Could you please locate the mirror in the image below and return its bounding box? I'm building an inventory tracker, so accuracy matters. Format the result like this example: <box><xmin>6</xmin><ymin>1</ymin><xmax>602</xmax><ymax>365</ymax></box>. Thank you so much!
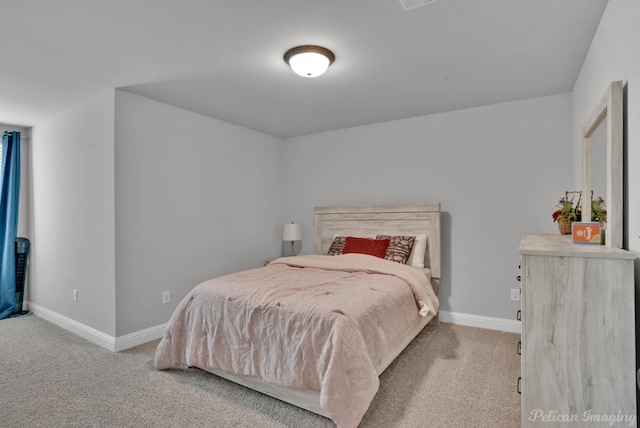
<box><xmin>590</xmin><ymin>122</ymin><xmax>607</xmax><ymax>200</ymax></box>
<box><xmin>580</xmin><ymin>81</ymin><xmax>623</xmax><ymax>248</ymax></box>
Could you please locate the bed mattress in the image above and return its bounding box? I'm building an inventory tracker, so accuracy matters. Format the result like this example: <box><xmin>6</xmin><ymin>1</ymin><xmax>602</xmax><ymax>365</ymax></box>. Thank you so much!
<box><xmin>155</xmin><ymin>254</ymin><xmax>438</xmax><ymax>428</ymax></box>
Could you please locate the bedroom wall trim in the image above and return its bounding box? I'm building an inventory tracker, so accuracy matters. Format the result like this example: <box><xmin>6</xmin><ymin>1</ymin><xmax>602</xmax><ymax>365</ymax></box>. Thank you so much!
<box><xmin>439</xmin><ymin>310</ymin><xmax>522</xmax><ymax>334</ymax></box>
<box><xmin>27</xmin><ymin>302</ymin><xmax>166</xmax><ymax>352</ymax></box>
<box><xmin>29</xmin><ymin>300</ymin><xmax>520</xmax><ymax>353</ymax></box>
<box><xmin>113</xmin><ymin>324</ymin><xmax>166</xmax><ymax>352</ymax></box>
<box><xmin>28</xmin><ymin>302</ymin><xmax>116</xmax><ymax>350</ymax></box>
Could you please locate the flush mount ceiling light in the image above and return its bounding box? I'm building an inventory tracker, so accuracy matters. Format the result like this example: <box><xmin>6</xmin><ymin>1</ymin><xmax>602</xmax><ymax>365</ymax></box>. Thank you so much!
<box><xmin>283</xmin><ymin>45</ymin><xmax>335</xmax><ymax>78</ymax></box>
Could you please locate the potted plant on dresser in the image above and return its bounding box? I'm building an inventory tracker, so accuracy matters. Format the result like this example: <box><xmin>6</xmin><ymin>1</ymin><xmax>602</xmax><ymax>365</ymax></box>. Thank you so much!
<box><xmin>552</xmin><ymin>191</ymin><xmax>606</xmax><ymax>234</ymax></box>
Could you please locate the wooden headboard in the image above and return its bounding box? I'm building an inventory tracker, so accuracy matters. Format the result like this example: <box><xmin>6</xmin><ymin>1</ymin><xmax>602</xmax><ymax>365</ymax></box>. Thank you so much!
<box><xmin>313</xmin><ymin>203</ymin><xmax>441</xmax><ymax>281</ymax></box>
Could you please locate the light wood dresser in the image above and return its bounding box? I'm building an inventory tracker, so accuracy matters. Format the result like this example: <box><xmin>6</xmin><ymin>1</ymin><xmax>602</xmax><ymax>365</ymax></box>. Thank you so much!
<box><xmin>519</xmin><ymin>233</ymin><xmax>636</xmax><ymax>427</ymax></box>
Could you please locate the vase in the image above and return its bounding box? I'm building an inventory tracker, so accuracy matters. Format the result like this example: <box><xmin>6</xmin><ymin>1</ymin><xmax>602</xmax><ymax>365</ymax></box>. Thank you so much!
<box><xmin>558</xmin><ymin>217</ymin><xmax>573</xmax><ymax>234</ymax></box>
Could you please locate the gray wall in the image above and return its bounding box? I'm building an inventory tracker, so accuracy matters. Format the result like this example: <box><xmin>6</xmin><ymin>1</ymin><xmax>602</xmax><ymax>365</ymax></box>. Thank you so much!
<box><xmin>30</xmin><ymin>90</ymin><xmax>117</xmax><ymax>335</ymax></box>
<box><xmin>282</xmin><ymin>93</ymin><xmax>573</xmax><ymax>320</ymax></box>
<box><xmin>28</xmin><ymin>89</ymin><xmax>284</xmax><ymax>338</ymax></box>
<box><xmin>25</xmin><ymin>0</ymin><xmax>637</xmax><ymax>340</ymax></box>
<box><xmin>114</xmin><ymin>90</ymin><xmax>284</xmax><ymax>336</ymax></box>
<box><xmin>570</xmin><ymin>0</ymin><xmax>640</xmax><ymax>406</ymax></box>
<box><xmin>25</xmin><ymin>73</ymin><xmax>593</xmax><ymax>339</ymax></box>
<box><xmin>572</xmin><ymin>0</ymin><xmax>640</xmax><ymax>254</ymax></box>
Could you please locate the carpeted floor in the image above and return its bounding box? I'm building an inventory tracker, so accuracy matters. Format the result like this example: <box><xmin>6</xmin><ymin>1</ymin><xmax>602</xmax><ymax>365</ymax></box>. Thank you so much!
<box><xmin>0</xmin><ymin>314</ymin><xmax>520</xmax><ymax>427</ymax></box>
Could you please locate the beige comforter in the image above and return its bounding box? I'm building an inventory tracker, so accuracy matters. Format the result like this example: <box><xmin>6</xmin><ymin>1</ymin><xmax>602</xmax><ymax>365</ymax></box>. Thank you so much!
<box><xmin>154</xmin><ymin>254</ymin><xmax>438</xmax><ymax>428</ymax></box>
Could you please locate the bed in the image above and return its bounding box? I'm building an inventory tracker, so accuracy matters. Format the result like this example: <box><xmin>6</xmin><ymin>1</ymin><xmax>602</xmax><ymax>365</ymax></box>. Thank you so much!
<box><xmin>154</xmin><ymin>203</ymin><xmax>441</xmax><ymax>428</ymax></box>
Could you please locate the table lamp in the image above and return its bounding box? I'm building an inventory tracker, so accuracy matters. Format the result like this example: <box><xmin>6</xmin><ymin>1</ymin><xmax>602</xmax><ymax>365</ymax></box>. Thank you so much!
<box><xmin>283</xmin><ymin>222</ymin><xmax>302</xmax><ymax>256</ymax></box>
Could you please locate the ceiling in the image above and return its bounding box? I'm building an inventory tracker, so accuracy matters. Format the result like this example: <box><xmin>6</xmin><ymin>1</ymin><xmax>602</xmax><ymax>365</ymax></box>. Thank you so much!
<box><xmin>0</xmin><ymin>0</ymin><xmax>608</xmax><ymax>138</ymax></box>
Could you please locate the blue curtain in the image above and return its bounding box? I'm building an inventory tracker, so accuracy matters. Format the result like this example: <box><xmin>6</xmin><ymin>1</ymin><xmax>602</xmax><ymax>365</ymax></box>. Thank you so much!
<box><xmin>0</xmin><ymin>131</ymin><xmax>21</xmax><ymax>320</ymax></box>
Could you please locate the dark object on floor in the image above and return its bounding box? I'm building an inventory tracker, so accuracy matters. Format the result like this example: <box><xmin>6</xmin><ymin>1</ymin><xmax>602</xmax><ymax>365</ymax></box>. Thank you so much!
<box><xmin>10</xmin><ymin>237</ymin><xmax>30</xmax><ymax>318</ymax></box>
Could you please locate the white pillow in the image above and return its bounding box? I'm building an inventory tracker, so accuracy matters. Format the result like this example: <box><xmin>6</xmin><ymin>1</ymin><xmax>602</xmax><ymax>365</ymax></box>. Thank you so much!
<box><xmin>407</xmin><ymin>234</ymin><xmax>427</xmax><ymax>268</ymax></box>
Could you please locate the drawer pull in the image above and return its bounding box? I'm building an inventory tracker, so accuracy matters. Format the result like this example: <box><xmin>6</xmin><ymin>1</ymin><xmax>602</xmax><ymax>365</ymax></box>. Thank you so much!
<box><xmin>517</xmin><ymin>340</ymin><xmax>521</xmax><ymax>355</ymax></box>
<box><xmin>517</xmin><ymin>377</ymin><xmax>521</xmax><ymax>394</ymax></box>
<box><xmin>516</xmin><ymin>275</ymin><xmax>521</xmax><ymax>282</ymax></box>
<box><xmin>517</xmin><ymin>310</ymin><xmax>521</xmax><ymax>321</ymax></box>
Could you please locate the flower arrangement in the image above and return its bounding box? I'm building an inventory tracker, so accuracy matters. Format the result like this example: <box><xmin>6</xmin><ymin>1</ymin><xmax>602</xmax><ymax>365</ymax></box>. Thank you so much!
<box><xmin>552</xmin><ymin>191</ymin><xmax>606</xmax><ymax>234</ymax></box>
<box><xmin>552</xmin><ymin>195</ymin><xmax>579</xmax><ymax>223</ymax></box>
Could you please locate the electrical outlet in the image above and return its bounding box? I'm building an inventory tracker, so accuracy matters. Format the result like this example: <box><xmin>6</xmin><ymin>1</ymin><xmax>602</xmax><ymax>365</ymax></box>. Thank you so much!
<box><xmin>511</xmin><ymin>288</ymin><xmax>520</xmax><ymax>302</ymax></box>
<box><xmin>162</xmin><ymin>291</ymin><xmax>170</xmax><ymax>305</ymax></box>
<box><xmin>73</xmin><ymin>289</ymin><xmax>78</xmax><ymax>303</ymax></box>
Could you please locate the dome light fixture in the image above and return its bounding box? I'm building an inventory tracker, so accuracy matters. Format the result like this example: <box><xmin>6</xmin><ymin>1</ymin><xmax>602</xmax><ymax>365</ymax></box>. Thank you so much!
<box><xmin>283</xmin><ymin>45</ymin><xmax>335</xmax><ymax>78</ymax></box>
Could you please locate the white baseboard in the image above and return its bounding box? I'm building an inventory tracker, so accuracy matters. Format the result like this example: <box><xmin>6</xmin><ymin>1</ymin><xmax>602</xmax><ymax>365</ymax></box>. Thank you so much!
<box><xmin>114</xmin><ymin>323</ymin><xmax>166</xmax><ymax>352</ymax></box>
<box><xmin>26</xmin><ymin>302</ymin><xmax>519</xmax><ymax>353</ymax></box>
<box><xmin>27</xmin><ymin>302</ymin><xmax>166</xmax><ymax>352</ymax></box>
<box><xmin>439</xmin><ymin>310</ymin><xmax>521</xmax><ymax>334</ymax></box>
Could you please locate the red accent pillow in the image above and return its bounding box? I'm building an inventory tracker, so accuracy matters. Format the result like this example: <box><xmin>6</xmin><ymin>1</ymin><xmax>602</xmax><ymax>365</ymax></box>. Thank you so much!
<box><xmin>343</xmin><ymin>237</ymin><xmax>390</xmax><ymax>258</ymax></box>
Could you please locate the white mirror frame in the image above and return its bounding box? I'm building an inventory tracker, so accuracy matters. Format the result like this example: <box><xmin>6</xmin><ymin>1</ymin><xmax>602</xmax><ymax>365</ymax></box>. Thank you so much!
<box><xmin>581</xmin><ymin>81</ymin><xmax>623</xmax><ymax>248</ymax></box>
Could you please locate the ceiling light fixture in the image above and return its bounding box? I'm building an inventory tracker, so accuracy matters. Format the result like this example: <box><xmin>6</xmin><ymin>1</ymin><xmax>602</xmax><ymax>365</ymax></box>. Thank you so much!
<box><xmin>283</xmin><ymin>45</ymin><xmax>335</xmax><ymax>78</ymax></box>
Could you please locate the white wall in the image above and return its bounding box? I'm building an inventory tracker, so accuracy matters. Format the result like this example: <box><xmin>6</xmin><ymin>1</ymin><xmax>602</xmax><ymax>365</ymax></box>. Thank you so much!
<box><xmin>30</xmin><ymin>90</ymin><xmax>117</xmax><ymax>336</ymax></box>
<box><xmin>114</xmin><ymin>90</ymin><xmax>284</xmax><ymax>336</ymax></box>
<box><xmin>572</xmin><ymin>0</ymin><xmax>640</xmax><ymax>254</ymax></box>
<box><xmin>283</xmin><ymin>93</ymin><xmax>573</xmax><ymax>321</ymax></box>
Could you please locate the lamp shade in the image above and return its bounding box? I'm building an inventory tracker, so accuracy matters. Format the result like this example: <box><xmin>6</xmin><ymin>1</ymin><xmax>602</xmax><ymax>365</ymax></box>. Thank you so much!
<box><xmin>284</xmin><ymin>45</ymin><xmax>335</xmax><ymax>78</ymax></box>
<box><xmin>283</xmin><ymin>223</ymin><xmax>302</xmax><ymax>241</ymax></box>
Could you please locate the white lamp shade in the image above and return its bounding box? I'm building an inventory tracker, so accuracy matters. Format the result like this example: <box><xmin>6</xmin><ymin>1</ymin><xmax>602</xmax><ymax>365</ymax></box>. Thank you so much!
<box><xmin>283</xmin><ymin>223</ymin><xmax>302</xmax><ymax>241</ymax></box>
<box><xmin>288</xmin><ymin>52</ymin><xmax>331</xmax><ymax>78</ymax></box>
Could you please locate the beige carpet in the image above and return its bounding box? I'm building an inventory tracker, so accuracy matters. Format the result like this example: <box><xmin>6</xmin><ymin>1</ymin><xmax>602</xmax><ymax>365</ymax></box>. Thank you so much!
<box><xmin>0</xmin><ymin>314</ymin><xmax>520</xmax><ymax>427</ymax></box>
